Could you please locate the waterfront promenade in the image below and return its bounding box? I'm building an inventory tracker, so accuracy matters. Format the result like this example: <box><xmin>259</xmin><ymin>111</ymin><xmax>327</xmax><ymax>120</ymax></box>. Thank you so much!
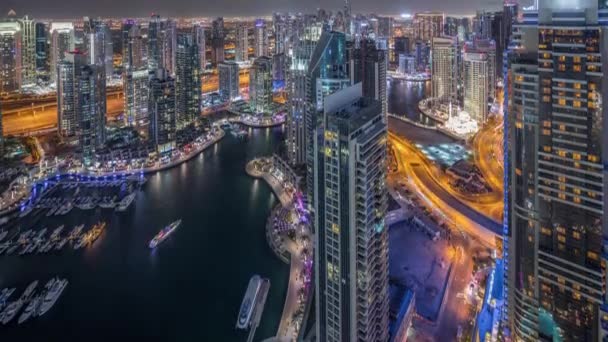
<box><xmin>0</xmin><ymin>128</ymin><xmax>225</xmax><ymax>219</ymax></box>
<box><xmin>246</xmin><ymin>158</ymin><xmax>312</xmax><ymax>341</ymax></box>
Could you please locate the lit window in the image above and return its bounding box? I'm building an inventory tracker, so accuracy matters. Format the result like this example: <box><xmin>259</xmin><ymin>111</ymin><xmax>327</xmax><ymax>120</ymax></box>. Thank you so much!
<box><xmin>573</xmin><ymin>153</ymin><xmax>581</xmax><ymax>160</ymax></box>
<box><xmin>574</xmin><ymin>83</ymin><xmax>582</xmax><ymax>89</ymax></box>
<box><xmin>588</xmin><ymin>155</ymin><xmax>599</xmax><ymax>162</ymax></box>
<box><xmin>558</xmin><ymin>99</ymin><xmax>566</xmax><ymax>106</ymax></box>
<box><xmin>573</xmin><ymin>101</ymin><xmax>582</xmax><ymax>108</ymax></box>
<box><xmin>573</xmin><ymin>231</ymin><xmax>581</xmax><ymax>239</ymax></box>
<box><xmin>573</xmin><ymin>65</ymin><xmax>582</xmax><ymax>72</ymax></box>
<box><xmin>588</xmin><ymin>251</ymin><xmax>599</xmax><ymax>261</ymax></box>
<box><xmin>573</xmin><ymin>56</ymin><xmax>582</xmax><ymax>63</ymax></box>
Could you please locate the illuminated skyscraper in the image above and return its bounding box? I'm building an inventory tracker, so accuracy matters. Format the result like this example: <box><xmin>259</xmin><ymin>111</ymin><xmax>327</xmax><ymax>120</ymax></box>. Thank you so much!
<box><xmin>175</xmin><ymin>27</ymin><xmax>201</xmax><ymax>129</ymax></box>
<box><xmin>463</xmin><ymin>39</ymin><xmax>495</xmax><ymax>123</ymax></box>
<box><xmin>57</xmin><ymin>51</ymin><xmax>84</xmax><ymax>138</ymax></box>
<box><xmin>235</xmin><ymin>25</ymin><xmax>248</xmax><ymax>62</ymax></box>
<box><xmin>413</xmin><ymin>12</ymin><xmax>444</xmax><ymax>42</ymax></box>
<box><xmin>273</xmin><ymin>13</ymin><xmax>287</xmax><ymax>55</ymax></box>
<box><xmin>218</xmin><ymin>61</ymin><xmax>239</xmax><ymax>102</ymax></box>
<box><xmin>78</xmin><ymin>63</ymin><xmax>106</xmax><ymax>166</ymax></box>
<box><xmin>505</xmin><ymin>1</ymin><xmax>608</xmax><ymax>340</ymax></box>
<box><xmin>148</xmin><ymin>68</ymin><xmax>176</xmax><ymax>153</ymax></box>
<box><xmin>35</xmin><ymin>22</ymin><xmax>48</xmax><ymax>75</ymax></box>
<box><xmin>0</xmin><ymin>21</ymin><xmax>21</xmax><ymax>93</ymax></box>
<box><xmin>148</xmin><ymin>15</ymin><xmax>165</xmax><ymax>72</ymax></box>
<box><xmin>286</xmin><ymin>24</ymin><xmax>321</xmax><ymax>166</ymax></box>
<box><xmin>124</xmin><ymin>69</ymin><xmax>149</xmax><ymax>126</ymax></box>
<box><xmin>50</xmin><ymin>22</ymin><xmax>74</xmax><ymax>82</ymax></box>
<box><xmin>123</xmin><ymin>23</ymin><xmax>145</xmax><ymax>71</ymax></box>
<box><xmin>431</xmin><ymin>36</ymin><xmax>459</xmax><ymax>103</ymax></box>
<box><xmin>254</xmin><ymin>19</ymin><xmax>268</xmax><ymax>58</ymax></box>
<box><xmin>314</xmin><ymin>84</ymin><xmax>389</xmax><ymax>342</ymax></box>
<box><xmin>305</xmin><ymin>30</ymin><xmax>351</xmax><ymax>205</ymax></box>
<box><xmin>0</xmin><ymin>101</ymin><xmax>3</xmax><ymax>156</ymax></box>
<box><xmin>249</xmin><ymin>56</ymin><xmax>272</xmax><ymax>113</ymax></box>
<box><xmin>19</xmin><ymin>15</ymin><xmax>36</xmax><ymax>87</ymax></box>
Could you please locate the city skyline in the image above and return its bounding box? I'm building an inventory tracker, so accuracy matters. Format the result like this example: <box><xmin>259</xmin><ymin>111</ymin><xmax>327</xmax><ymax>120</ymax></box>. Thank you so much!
<box><xmin>0</xmin><ymin>0</ymin><xmax>533</xmax><ymax>20</ymax></box>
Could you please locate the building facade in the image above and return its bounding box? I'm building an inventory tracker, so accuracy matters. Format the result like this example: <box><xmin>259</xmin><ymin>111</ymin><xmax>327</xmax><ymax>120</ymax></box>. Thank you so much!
<box><xmin>218</xmin><ymin>61</ymin><xmax>239</xmax><ymax>102</ymax></box>
<box><xmin>175</xmin><ymin>27</ymin><xmax>201</xmax><ymax>129</ymax></box>
<box><xmin>78</xmin><ymin>64</ymin><xmax>106</xmax><ymax>166</ymax></box>
<box><xmin>124</xmin><ymin>68</ymin><xmax>149</xmax><ymax>126</ymax></box>
<box><xmin>211</xmin><ymin>17</ymin><xmax>225</xmax><ymax>64</ymax></box>
<box><xmin>413</xmin><ymin>12</ymin><xmax>444</xmax><ymax>42</ymax></box>
<box><xmin>235</xmin><ymin>25</ymin><xmax>248</xmax><ymax>62</ymax></box>
<box><xmin>463</xmin><ymin>39</ymin><xmax>495</xmax><ymax>123</ymax></box>
<box><xmin>504</xmin><ymin>1</ymin><xmax>608</xmax><ymax>341</ymax></box>
<box><xmin>19</xmin><ymin>15</ymin><xmax>36</xmax><ymax>87</ymax></box>
<box><xmin>431</xmin><ymin>36</ymin><xmax>459</xmax><ymax>103</ymax></box>
<box><xmin>148</xmin><ymin>68</ymin><xmax>176</xmax><ymax>153</ymax></box>
<box><xmin>349</xmin><ymin>38</ymin><xmax>388</xmax><ymax>118</ymax></box>
<box><xmin>314</xmin><ymin>84</ymin><xmax>389</xmax><ymax>342</ymax></box>
<box><xmin>254</xmin><ymin>19</ymin><xmax>269</xmax><ymax>58</ymax></box>
<box><xmin>249</xmin><ymin>56</ymin><xmax>273</xmax><ymax>113</ymax></box>
<box><xmin>0</xmin><ymin>21</ymin><xmax>21</xmax><ymax>93</ymax></box>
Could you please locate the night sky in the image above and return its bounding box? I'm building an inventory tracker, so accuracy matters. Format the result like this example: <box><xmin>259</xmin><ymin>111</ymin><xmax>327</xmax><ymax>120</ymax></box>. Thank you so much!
<box><xmin>1</xmin><ymin>0</ymin><xmax>533</xmax><ymax>19</ymax></box>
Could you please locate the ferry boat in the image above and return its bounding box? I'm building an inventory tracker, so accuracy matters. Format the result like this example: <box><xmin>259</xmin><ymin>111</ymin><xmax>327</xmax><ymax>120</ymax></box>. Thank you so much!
<box><xmin>115</xmin><ymin>193</ymin><xmax>136</xmax><ymax>212</ymax></box>
<box><xmin>149</xmin><ymin>220</ymin><xmax>182</xmax><ymax>249</ymax></box>
<box><xmin>50</xmin><ymin>226</ymin><xmax>64</xmax><ymax>241</ymax></box>
<box><xmin>37</xmin><ymin>278</ymin><xmax>68</xmax><ymax>317</ymax></box>
<box><xmin>235</xmin><ymin>275</ymin><xmax>262</xmax><ymax>330</ymax></box>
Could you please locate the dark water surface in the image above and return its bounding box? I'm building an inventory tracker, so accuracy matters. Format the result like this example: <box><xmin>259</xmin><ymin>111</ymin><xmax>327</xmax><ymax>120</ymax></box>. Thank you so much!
<box><xmin>0</xmin><ymin>126</ymin><xmax>288</xmax><ymax>341</ymax></box>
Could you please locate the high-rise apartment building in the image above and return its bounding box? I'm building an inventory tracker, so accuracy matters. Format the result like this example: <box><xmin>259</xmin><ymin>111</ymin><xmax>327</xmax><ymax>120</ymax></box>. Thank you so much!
<box><xmin>57</xmin><ymin>51</ymin><xmax>85</xmax><ymax>138</ymax></box>
<box><xmin>463</xmin><ymin>39</ymin><xmax>495</xmax><ymax>123</ymax></box>
<box><xmin>78</xmin><ymin>63</ymin><xmax>106</xmax><ymax>166</ymax></box>
<box><xmin>175</xmin><ymin>27</ymin><xmax>201</xmax><ymax>129</ymax></box>
<box><xmin>249</xmin><ymin>56</ymin><xmax>273</xmax><ymax>113</ymax></box>
<box><xmin>349</xmin><ymin>38</ymin><xmax>388</xmax><ymax>117</ymax></box>
<box><xmin>286</xmin><ymin>24</ymin><xmax>321</xmax><ymax>166</ymax></box>
<box><xmin>19</xmin><ymin>15</ymin><xmax>36</xmax><ymax>87</ymax></box>
<box><xmin>148</xmin><ymin>15</ymin><xmax>165</xmax><ymax>72</ymax></box>
<box><xmin>431</xmin><ymin>36</ymin><xmax>459</xmax><ymax>103</ymax></box>
<box><xmin>314</xmin><ymin>84</ymin><xmax>389</xmax><ymax>342</ymax></box>
<box><xmin>273</xmin><ymin>13</ymin><xmax>287</xmax><ymax>55</ymax></box>
<box><xmin>148</xmin><ymin>68</ymin><xmax>176</xmax><ymax>153</ymax></box>
<box><xmin>0</xmin><ymin>21</ymin><xmax>21</xmax><ymax>93</ymax></box>
<box><xmin>305</xmin><ymin>30</ymin><xmax>351</xmax><ymax>206</ymax></box>
<box><xmin>218</xmin><ymin>61</ymin><xmax>239</xmax><ymax>102</ymax></box>
<box><xmin>211</xmin><ymin>17</ymin><xmax>225</xmax><ymax>64</ymax></box>
<box><xmin>504</xmin><ymin>1</ymin><xmax>608</xmax><ymax>340</ymax></box>
<box><xmin>124</xmin><ymin>69</ymin><xmax>149</xmax><ymax>126</ymax></box>
<box><xmin>35</xmin><ymin>22</ymin><xmax>48</xmax><ymax>75</ymax></box>
<box><xmin>413</xmin><ymin>12</ymin><xmax>444</xmax><ymax>42</ymax></box>
<box><xmin>254</xmin><ymin>19</ymin><xmax>268</xmax><ymax>58</ymax></box>
<box><xmin>50</xmin><ymin>22</ymin><xmax>74</xmax><ymax>83</ymax></box>
<box><xmin>235</xmin><ymin>25</ymin><xmax>248</xmax><ymax>62</ymax></box>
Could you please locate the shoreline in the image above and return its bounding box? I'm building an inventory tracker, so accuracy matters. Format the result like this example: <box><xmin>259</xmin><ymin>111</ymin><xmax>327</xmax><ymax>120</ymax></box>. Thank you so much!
<box><xmin>245</xmin><ymin>158</ymin><xmax>311</xmax><ymax>341</ymax></box>
<box><xmin>1</xmin><ymin>129</ymin><xmax>226</xmax><ymax>220</ymax></box>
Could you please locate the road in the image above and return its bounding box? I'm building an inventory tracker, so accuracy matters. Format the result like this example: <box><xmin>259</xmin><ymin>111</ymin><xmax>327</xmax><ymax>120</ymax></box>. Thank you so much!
<box><xmin>472</xmin><ymin>117</ymin><xmax>504</xmax><ymax>194</ymax></box>
<box><xmin>389</xmin><ymin>131</ymin><xmax>500</xmax><ymax>247</ymax></box>
<box><xmin>2</xmin><ymin>74</ymin><xmax>250</xmax><ymax>136</ymax></box>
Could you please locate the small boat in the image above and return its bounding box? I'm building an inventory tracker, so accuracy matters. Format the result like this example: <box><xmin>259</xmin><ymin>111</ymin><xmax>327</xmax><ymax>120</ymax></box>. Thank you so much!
<box><xmin>149</xmin><ymin>220</ymin><xmax>182</xmax><ymax>249</ymax></box>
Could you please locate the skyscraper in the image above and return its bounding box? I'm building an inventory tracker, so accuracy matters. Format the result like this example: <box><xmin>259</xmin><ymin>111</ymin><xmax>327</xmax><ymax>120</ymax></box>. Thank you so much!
<box><xmin>35</xmin><ymin>22</ymin><xmax>48</xmax><ymax>75</ymax></box>
<box><xmin>349</xmin><ymin>38</ymin><xmax>388</xmax><ymax>118</ymax></box>
<box><xmin>249</xmin><ymin>56</ymin><xmax>272</xmax><ymax>113</ymax></box>
<box><xmin>463</xmin><ymin>39</ymin><xmax>495</xmax><ymax>123</ymax></box>
<box><xmin>123</xmin><ymin>23</ymin><xmax>145</xmax><ymax>71</ymax></box>
<box><xmin>431</xmin><ymin>36</ymin><xmax>459</xmax><ymax>104</ymax></box>
<box><xmin>254</xmin><ymin>19</ymin><xmax>268</xmax><ymax>58</ymax></box>
<box><xmin>235</xmin><ymin>25</ymin><xmax>248</xmax><ymax>62</ymax></box>
<box><xmin>124</xmin><ymin>69</ymin><xmax>149</xmax><ymax>126</ymax></box>
<box><xmin>273</xmin><ymin>13</ymin><xmax>287</xmax><ymax>55</ymax></box>
<box><xmin>19</xmin><ymin>15</ymin><xmax>36</xmax><ymax>87</ymax></box>
<box><xmin>413</xmin><ymin>12</ymin><xmax>444</xmax><ymax>42</ymax></box>
<box><xmin>211</xmin><ymin>17</ymin><xmax>225</xmax><ymax>64</ymax></box>
<box><xmin>175</xmin><ymin>27</ymin><xmax>201</xmax><ymax>129</ymax></box>
<box><xmin>57</xmin><ymin>51</ymin><xmax>84</xmax><ymax>137</ymax></box>
<box><xmin>0</xmin><ymin>21</ymin><xmax>21</xmax><ymax>93</ymax></box>
<box><xmin>148</xmin><ymin>15</ymin><xmax>165</xmax><ymax>72</ymax></box>
<box><xmin>78</xmin><ymin>63</ymin><xmax>106</xmax><ymax>166</ymax></box>
<box><xmin>286</xmin><ymin>24</ymin><xmax>321</xmax><ymax>166</ymax></box>
<box><xmin>505</xmin><ymin>1</ymin><xmax>608</xmax><ymax>340</ymax></box>
<box><xmin>50</xmin><ymin>22</ymin><xmax>74</xmax><ymax>82</ymax></box>
<box><xmin>218</xmin><ymin>61</ymin><xmax>239</xmax><ymax>102</ymax></box>
<box><xmin>0</xmin><ymin>101</ymin><xmax>4</xmax><ymax>156</ymax></box>
<box><xmin>148</xmin><ymin>68</ymin><xmax>176</xmax><ymax>153</ymax></box>
<box><xmin>305</xmin><ymin>30</ymin><xmax>351</xmax><ymax>205</ymax></box>
<box><xmin>314</xmin><ymin>84</ymin><xmax>389</xmax><ymax>342</ymax></box>
<box><xmin>194</xmin><ymin>24</ymin><xmax>206</xmax><ymax>71</ymax></box>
